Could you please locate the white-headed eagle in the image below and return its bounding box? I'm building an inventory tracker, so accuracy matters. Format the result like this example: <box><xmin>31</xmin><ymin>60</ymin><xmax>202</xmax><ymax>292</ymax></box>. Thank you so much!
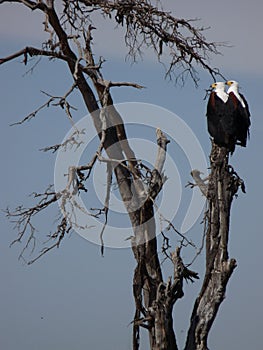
<box><xmin>226</xmin><ymin>80</ymin><xmax>251</xmax><ymax>147</ymax></box>
<box><xmin>206</xmin><ymin>81</ymin><xmax>250</xmax><ymax>153</ymax></box>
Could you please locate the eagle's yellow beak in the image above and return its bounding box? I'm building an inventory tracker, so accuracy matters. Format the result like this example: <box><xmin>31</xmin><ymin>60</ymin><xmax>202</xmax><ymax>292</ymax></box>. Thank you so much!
<box><xmin>226</xmin><ymin>81</ymin><xmax>232</xmax><ymax>86</ymax></box>
<box><xmin>211</xmin><ymin>83</ymin><xmax>217</xmax><ymax>88</ymax></box>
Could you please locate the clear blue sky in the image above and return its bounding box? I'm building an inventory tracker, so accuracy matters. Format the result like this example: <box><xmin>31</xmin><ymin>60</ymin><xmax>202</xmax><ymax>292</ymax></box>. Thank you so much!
<box><xmin>0</xmin><ymin>1</ymin><xmax>262</xmax><ymax>349</ymax></box>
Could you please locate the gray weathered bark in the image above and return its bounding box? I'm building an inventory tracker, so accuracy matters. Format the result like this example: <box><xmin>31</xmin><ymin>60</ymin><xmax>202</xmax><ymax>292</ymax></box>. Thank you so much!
<box><xmin>184</xmin><ymin>143</ymin><xmax>243</xmax><ymax>350</ymax></box>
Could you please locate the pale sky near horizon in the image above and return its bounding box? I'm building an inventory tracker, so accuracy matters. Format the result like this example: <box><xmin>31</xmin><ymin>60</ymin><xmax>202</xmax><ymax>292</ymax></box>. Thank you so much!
<box><xmin>0</xmin><ymin>1</ymin><xmax>263</xmax><ymax>350</ymax></box>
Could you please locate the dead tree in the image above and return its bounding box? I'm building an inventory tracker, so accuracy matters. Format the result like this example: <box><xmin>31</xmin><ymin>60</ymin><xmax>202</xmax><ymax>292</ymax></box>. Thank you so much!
<box><xmin>185</xmin><ymin>144</ymin><xmax>245</xmax><ymax>350</ymax></box>
<box><xmin>0</xmin><ymin>1</ymin><xmax>246</xmax><ymax>349</ymax></box>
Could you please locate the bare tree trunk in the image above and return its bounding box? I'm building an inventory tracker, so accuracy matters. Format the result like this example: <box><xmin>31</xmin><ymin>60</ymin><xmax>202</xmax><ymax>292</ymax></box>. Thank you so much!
<box><xmin>131</xmin><ymin>131</ymin><xmax>199</xmax><ymax>349</ymax></box>
<box><xmin>131</xmin><ymin>130</ymin><xmax>179</xmax><ymax>350</ymax></box>
<box><xmin>184</xmin><ymin>143</ymin><xmax>242</xmax><ymax>350</ymax></box>
<box><xmin>1</xmin><ymin>3</ymin><xmax>242</xmax><ymax>350</ymax></box>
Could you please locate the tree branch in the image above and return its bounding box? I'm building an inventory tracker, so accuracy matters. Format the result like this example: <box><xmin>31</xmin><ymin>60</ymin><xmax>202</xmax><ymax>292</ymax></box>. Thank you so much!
<box><xmin>0</xmin><ymin>46</ymin><xmax>69</xmax><ymax>66</ymax></box>
<box><xmin>184</xmin><ymin>143</ymin><xmax>243</xmax><ymax>350</ymax></box>
<box><xmin>185</xmin><ymin>169</ymin><xmax>209</xmax><ymax>197</ymax></box>
<box><xmin>77</xmin><ymin>0</ymin><xmax>226</xmax><ymax>83</ymax></box>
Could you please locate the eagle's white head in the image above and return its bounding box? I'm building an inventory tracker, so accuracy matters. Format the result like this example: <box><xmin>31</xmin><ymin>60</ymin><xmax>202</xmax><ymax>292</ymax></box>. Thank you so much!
<box><xmin>211</xmin><ymin>82</ymin><xmax>226</xmax><ymax>91</ymax></box>
<box><xmin>211</xmin><ymin>82</ymin><xmax>228</xmax><ymax>103</ymax></box>
<box><xmin>226</xmin><ymin>80</ymin><xmax>245</xmax><ymax>107</ymax></box>
<box><xmin>226</xmin><ymin>80</ymin><xmax>239</xmax><ymax>90</ymax></box>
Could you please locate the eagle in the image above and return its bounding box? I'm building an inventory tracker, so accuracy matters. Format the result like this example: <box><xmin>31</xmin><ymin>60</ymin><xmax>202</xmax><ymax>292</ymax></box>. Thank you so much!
<box><xmin>226</xmin><ymin>80</ymin><xmax>251</xmax><ymax>147</ymax></box>
<box><xmin>206</xmin><ymin>82</ymin><xmax>236</xmax><ymax>153</ymax></box>
<box><xmin>206</xmin><ymin>81</ymin><xmax>250</xmax><ymax>153</ymax></box>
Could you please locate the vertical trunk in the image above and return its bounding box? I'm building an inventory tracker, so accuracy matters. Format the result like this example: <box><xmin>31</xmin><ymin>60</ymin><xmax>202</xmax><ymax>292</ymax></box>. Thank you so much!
<box><xmin>185</xmin><ymin>143</ymin><xmax>240</xmax><ymax>350</ymax></box>
<box><xmin>132</xmin><ymin>131</ymin><xmax>194</xmax><ymax>350</ymax></box>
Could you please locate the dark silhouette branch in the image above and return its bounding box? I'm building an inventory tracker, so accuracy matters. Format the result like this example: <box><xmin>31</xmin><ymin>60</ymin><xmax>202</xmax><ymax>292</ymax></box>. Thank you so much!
<box><xmin>75</xmin><ymin>0</ymin><xmax>227</xmax><ymax>84</ymax></box>
<box><xmin>0</xmin><ymin>46</ymin><xmax>69</xmax><ymax>66</ymax></box>
<box><xmin>10</xmin><ymin>85</ymin><xmax>77</xmax><ymax>126</ymax></box>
